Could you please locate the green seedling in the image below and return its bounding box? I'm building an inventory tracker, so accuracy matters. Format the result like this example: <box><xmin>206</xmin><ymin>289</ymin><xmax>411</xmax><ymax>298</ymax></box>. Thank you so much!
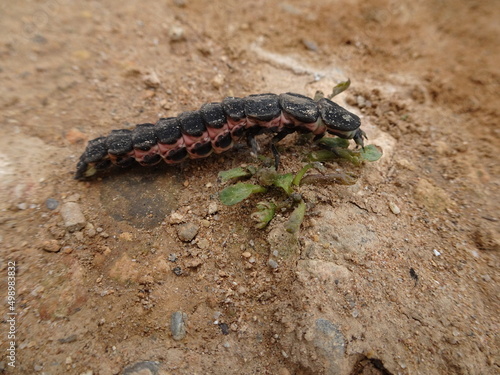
<box><xmin>284</xmin><ymin>200</ymin><xmax>306</xmax><ymax>234</ymax></box>
<box><xmin>251</xmin><ymin>201</ymin><xmax>277</xmax><ymax>229</ymax></box>
<box><xmin>219</xmin><ymin>183</ymin><xmax>267</xmax><ymax>206</ymax></box>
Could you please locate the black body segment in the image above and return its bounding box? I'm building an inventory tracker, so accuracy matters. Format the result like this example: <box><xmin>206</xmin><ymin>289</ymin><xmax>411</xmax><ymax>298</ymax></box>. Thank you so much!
<box><xmin>279</xmin><ymin>93</ymin><xmax>319</xmax><ymax>123</ymax></box>
<box><xmin>317</xmin><ymin>98</ymin><xmax>360</xmax><ymax>131</ymax></box>
<box><xmin>83</xmin><ymin>137</ymin><xmax>108</xmax><ymax>163</ymax></box>
<box><xmin>132</xmin><ymin>123</ymin><xmax>157</xmax><ymax>151</ymax></box>
<box><xmin>222</xmin><ymin>97</ymin><xmax>246</xmax><ymax>121</ymax></box>
<box><xmin>155</xmin><ymin>117</ymin><xmax>182</xmax><ymax>144</ymax></box>
<box><xmin>244</xmin><ymin>94</ymin><xmax>281</xmax><ymax>122</ymax></box>
<box><xmin>178</xmin><ymin>111</ymin><xmax>206</xmax><ymax>137</ymax></box>
<box><xmin>200</xmin><ymin>103</ymin><xmax>226</xmax><ymax>129</ymax></box>
<box><xmin>75</xmin><ymin>91</ymin><xmax>364</xmax><ymax>180</ymax></box>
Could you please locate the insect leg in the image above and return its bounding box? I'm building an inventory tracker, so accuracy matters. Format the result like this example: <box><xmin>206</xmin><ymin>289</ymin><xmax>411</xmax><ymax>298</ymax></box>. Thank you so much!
<box><xmin>270</xmin><ymin>128</ymin><xmax>295</xmax><ymax>170</ymax></box>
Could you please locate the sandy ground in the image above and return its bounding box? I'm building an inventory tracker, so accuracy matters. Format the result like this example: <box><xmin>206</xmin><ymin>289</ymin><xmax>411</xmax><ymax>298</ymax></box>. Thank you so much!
<box><xmin>0</xmin><ymin>0</ymin><xmax>499</xmax><ymax>374</ymax></box>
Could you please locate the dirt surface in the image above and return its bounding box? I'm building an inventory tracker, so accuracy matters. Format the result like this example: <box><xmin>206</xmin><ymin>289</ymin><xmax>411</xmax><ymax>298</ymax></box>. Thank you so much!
<box><xmin>0</xmin><ymin>0</ymin><xmax>499</xmax><ymax>374</ymax></box>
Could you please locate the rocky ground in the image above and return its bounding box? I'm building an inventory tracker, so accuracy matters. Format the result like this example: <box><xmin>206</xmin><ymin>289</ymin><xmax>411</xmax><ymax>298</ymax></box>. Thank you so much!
<box><xmin>0</xmin><ymin>0</ymin><xmax>499</xmax><ymax>374</ymax></box>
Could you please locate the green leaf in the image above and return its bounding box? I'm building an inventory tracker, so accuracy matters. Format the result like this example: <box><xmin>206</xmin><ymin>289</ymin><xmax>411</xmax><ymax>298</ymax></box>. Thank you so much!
<box><xmin>272</xmin><ymin>173</ymin><xmax>295</xmax><ymax>195</ymax></box>
<box><xmin>219</xmin><ymin>183</ymin><xmax>267</xmax><ymax>206</ymax></box>
<box><xmin>304</xmin><ymin>149</ymin><xmax>339</xmax><ymax>163</ymax></box>
<box><xmin>328</xmin><ymin>78</ymin><xmax>351</xmax><ymax>99</ymax></box>
<box><xmin>284</xmin><ymin>200</ymin><xmax>306</xmax><ymax>234</ymax></box>
<box><xmin>318</xmin><ymin>137</ymin><xmax>350</xmax><ymax>149</ymax></box>
<box><xmin>292</xmin><ymin>163</ymin><xmax>324</xmax><ymax>186</ymax></box>
<box><xmin>218</xmin><ymin>166</ymin><xmax>252</xmax><ymax>182</ymax></box>
<box><xmin>251</xmin><ymin>201</ymin><xmax>276</xmax><ymax>229</ymax></box>
<box><xmin>256</xmin><ymin>167</ymin><xmax>279</xmax><ymax>186</ymax></box>
<box><xmin>359</xmin><ymin>144</ymin><xmax>382</xmax><ymax>162</ymax></box>
<box><xmin>333</xmin><ymin>148</ymin><xmax>363</xmax><ymax>166</ymax></box>
<box><xmin>300</xmin><ymin>172</ymin><xmax>358</xmax><ymax>186</ymax></box>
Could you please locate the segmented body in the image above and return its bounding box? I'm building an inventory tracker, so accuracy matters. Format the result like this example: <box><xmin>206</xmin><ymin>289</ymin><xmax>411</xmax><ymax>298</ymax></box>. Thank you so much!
<box><xmin>75</xmin><ymin>92</ymin><xmax>365</xmax><ymax>180</ymax></box>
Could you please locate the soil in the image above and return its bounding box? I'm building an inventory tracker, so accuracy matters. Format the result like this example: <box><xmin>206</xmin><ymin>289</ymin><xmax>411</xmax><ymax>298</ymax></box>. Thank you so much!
<box><xmin>0</xmin><ymin>0</ymin><xmax>498</xmax><ymax>374</ymax></box>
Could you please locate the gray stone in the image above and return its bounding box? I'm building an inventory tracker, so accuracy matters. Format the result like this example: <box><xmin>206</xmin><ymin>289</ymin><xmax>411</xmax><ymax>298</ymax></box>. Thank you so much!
<box><xmin>45</xmin><ymin>198</ymin><xmax>59</xmax><ymax>210</ymax></box>
<box><xmin>122</xmin><ymin>361</ymin><xmax>160</xmax><ymax>375</ymax></box>
<box><xmin>313</xmin><ymin>319</ymin><xmax>346</xmax><ymax>375</ymax></box>
<box><xmin>177</xmin><ymin>223</ymin><xmax>199</xmax><ymax>242</ymax></box>
<box><xmin>170</xmin><ymin>311</ymin><xmax>187</xmax><ymax>340</ymax></box>
<box><xmin>268</xmin><ymin>259</ymin><xmax>279</xmax><ymax>269</ymax></box>
<box><xmin>60</xmin><ymin>202</ymin><xmax>86</xmax><ymax>232</ymax></box>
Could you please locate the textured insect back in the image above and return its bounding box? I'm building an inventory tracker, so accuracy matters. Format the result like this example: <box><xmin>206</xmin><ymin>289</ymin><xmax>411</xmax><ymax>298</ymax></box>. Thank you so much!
<box><xmin>200</xmin><ymin>103</ymin><xmax>233</xmax><ymax>153</ymax></box>
<box><xmin>75</xmin><ymin>136</ymin><xmax>109</xmax><ymax>180</ymax></box>
<box><xmin>132</xmin><ymin>123</ymin><xmax>162</xmax><ymax>166</ymax></box>
<box><xmin>106</xmin><ymin>129</ymin><xmax>134</xmax><ymax>163</ymax></box>
<box><xmin>317</xmin><ymin>98</ymin><xmax>362</xmax><ymax>142</ymax></box>
<box><xmin>155</xmin><ymin>117</ymin><xmax>189</xmax><ymax>164</ymax></box>
<box><xmin>244</xmin><ymin>94</ymin><xmax>282</xmax><ymax>131</ymax></box>
<box><xmin>177</xmin><ymin>111</ymin><xmax>213</xmax><ymax>158</ymax></box>
<box><xmin>221</xmin><ymin>97</ymin><xmax>247</xmax><ymax>139</ymax></box>
<box><xmin>278</xmin><ymin>93</ymin><xmax>324</xmax><ymax>135</ymax></box>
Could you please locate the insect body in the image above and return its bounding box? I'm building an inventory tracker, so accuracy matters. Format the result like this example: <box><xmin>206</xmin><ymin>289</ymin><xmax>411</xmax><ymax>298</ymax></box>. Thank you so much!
<box><xmin>75</xmin><ymin>92</ymin><xmax>365</xmax><ymax>180</ymax></box>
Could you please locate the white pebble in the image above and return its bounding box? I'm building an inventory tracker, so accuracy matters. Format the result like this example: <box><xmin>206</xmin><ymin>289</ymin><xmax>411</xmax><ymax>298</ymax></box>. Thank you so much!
<box><xmin>389</xmin><ymin>202</ymin><xmax>401</xmax><ymax>215</ymax></box>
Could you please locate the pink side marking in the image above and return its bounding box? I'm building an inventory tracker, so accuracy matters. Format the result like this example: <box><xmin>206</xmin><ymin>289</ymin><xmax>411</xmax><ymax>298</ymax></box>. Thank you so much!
<box><xmin>134</xmin><ymin>145</ymin><xmax>159</xmax><ymax>163</ymax></box>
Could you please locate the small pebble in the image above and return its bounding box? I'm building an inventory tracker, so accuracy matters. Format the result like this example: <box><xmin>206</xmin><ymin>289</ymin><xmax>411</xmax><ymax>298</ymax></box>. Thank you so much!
<box><xmin>17</xmin><ymin>202</ymin><xmax>28</xmax><ymax>210</ymax></box>
<box><xmin>41</xmin><ymin>240</ymin><xmax>61</xmax><ymax>253</ymax></box>
<box><xmin>122</xmin><ymin>362</ymin><xmax>160</xmax><ymax>375</ymax></box>
<box><xmin>85</xmin><ymin>223</ymin><xmax>96</xmax><ymax>238</ymax></box>
<box><xmin>433</xmin><ymin>249</ymin><xmax>441</xmax><ymax>256</ymax></box>
<box><xmin>242</xmin><ymin>251</ymin><xmax>251</xmax><ymax>258</ymax></box>
<box><xmin>186</xmin><ymin>258</ymin><xmax>203</xmax><ymax>269</ymax></box>
<box><xmin>173</xmin><ymin>266</ymin><xmax>183</xmax><ymax>276</ymax></box>
<box><xmin>60</xmin><ymin>202</ymin><xmax>86</xmax><ymax>232</ymax></box>
<box><xmin>356</xmin><ymin>95</ymin><xmax>367</xmax><ymax>108</ymax></box>
<box><xmin>169</xmin><ymin>25</ymin><xmax>185</xmax><ymax>42</ymax></box>
<box><xmin>74</xmin><ymin>231</ymin><xmax>84</xmax><ymax>241</ymax></box>
<box><xmin>219</xmin><ymin>323</ymin><xmax>229</xmax><ymax>335</ymax></box>
<box><xmin>389</xmin><ymin>202</ymin><xmax>401</xmax><ymax>215</ymax></box>
<box><xmin>62</xmin><ymin>246</ymin><xmax>73</xmax><ymax>254</ymax></box>
<box><xmin>197</xmin><ymin>238</ymin><xmax>209</xmax><ymax>249</ymax></box>
<box><xmin>208</xmin><ymin>202</ymin><xmax>218</xmax><ymax>215</ymax></box>
<box><xmin>119</xmin><ymin>232</ymin><xmax>133</xmax><ymax>241</ymax></box>
<box><xmin>268</xmin><ymin>259</ymin><xmax>279</xmax><ymax>269</ymax></box>
<box><xmin>168</xmin><ymin>253</ymin><xmax>178</xmax><ymax>262</ymax></box>
<box><xmin>142</xmin><ymin>71</ymin><xmax>160</xmax><ymax>89</ymax></box>
<box><xmin>170</xmin><ymin>311</ymin><xmax>187</xmax><ymax>340</ymax></box>
<box><xmin>302</xmin><ymin>39</ymin><xmax>318</xmax><ymax>51</ymax></box>
<box><xmin>481</xmin><ymin>274</ymin><xmax>492</xmax><ymax>282</ymax></box>
<box><xmin>211</xmin><ymin>73</ymin><xmax>224</xmax><ymax>89</ymax></box>
<box><xmin>169</xmin><ymin>212</ymin><xmax>185</xmax><ymax>224</ymax></box>
<box><xmin>45</xmin><ymin>198</ymin><xmax>59</xmax><ymax>210</ymax></box>
<box><xmin>65</xmin><ymin>193</ymin><xmax>80</xmax><ymax>202</ymax></box>
<box><xmin>177</xmin><ymin>223</ymin><xmax>199</xmax><ymax>242</ymax></box>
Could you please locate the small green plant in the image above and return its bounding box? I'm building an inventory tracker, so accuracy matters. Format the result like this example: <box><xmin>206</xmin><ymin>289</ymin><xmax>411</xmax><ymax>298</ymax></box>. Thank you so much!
<box><xmin>218</xmin><ymin>81</ymin><xmax>382</xmax><ymax>232</ymax></box>
<box><xmin>218</xmin><ymin>144</ymin><xmax>380</xmax><ymax>230</ymax></box>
